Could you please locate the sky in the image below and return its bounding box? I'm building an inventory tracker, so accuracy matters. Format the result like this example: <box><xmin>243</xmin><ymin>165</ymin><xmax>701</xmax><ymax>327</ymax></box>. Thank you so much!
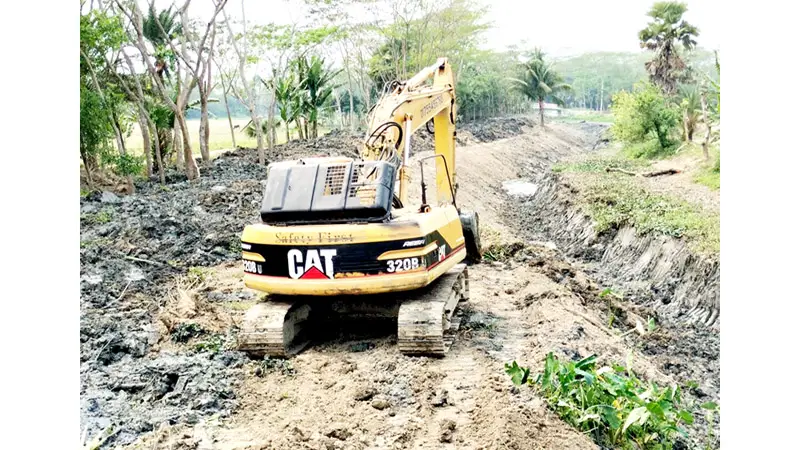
<box><xmin>150</xmin><ymin>0</ymin><xmax>721</xmax><ymax>57</ymax></box>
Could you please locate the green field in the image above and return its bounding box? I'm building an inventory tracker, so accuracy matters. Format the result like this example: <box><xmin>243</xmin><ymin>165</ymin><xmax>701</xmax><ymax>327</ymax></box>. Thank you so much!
<box><xmin>125</xmin><ymin>118</ymin><xmax>332</xmax><ymax>156</ymax></box>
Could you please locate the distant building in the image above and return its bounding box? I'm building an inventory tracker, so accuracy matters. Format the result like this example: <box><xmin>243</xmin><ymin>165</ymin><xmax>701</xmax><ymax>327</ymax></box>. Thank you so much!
<box><xmin>531</xmin><ymin>102</ymin><xmax>562</xmax><ymax>117</ymax></box>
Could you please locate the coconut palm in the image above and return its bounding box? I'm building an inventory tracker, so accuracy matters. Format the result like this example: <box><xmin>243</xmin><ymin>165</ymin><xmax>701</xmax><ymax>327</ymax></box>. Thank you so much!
<box><xmin>512</xmin><ymin>49</ymin><xmax>571</xmax><ymax>126</ymax></box>
<box><xmin>639</xmin><ymin>1</ymin><xmax>699</xmax><ymax>95</ymax></box>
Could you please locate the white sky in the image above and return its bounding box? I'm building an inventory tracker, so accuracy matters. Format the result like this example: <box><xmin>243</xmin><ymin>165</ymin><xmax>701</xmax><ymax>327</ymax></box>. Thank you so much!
<box><xmin>162</xmin><ymin>0</ymin><xmax>721</xmax><ymax>57</ymax></box>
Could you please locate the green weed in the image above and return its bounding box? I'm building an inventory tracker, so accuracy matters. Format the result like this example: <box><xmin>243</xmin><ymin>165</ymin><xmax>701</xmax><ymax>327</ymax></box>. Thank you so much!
<box><xmin>507</xmin><ymin>352</ymin><xmax>694</xmax><ymax>449</ymax></box>
<box><xmin>582</xmin><ymin>178</ymin><xmax>719</xmax><ymax>254</ymax></box>
<box><xmin>81</xmin><ymin>209</ymin><xmax>114</xmax><ymax>225</ymax></box>
<box><xmin>171</xmin><ymin>322</ymin><xmax>205</xmax><ymax>343</ymax></box>
<box><xmin>193</xmin><ymin>333</ymin><xmax>226</xmax><ymax>353</ymax></box>
<box><xmin>187</xmin><ymin>266</ymin><xmax>209</xmax><ymax>283</ymax></box>
<box><xmin>256</xmin><ymin>357</ymin><xmax>296</xmax><ymax>377</ymax></box>
<box><xmin>481</xmin><ymin>241</ymin><xmax>525</xmax><ymax>262</ymax></box>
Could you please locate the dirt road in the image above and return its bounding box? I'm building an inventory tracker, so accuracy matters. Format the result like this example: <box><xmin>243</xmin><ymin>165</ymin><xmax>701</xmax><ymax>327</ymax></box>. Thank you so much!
<box><xmin>81</xmin><ymin>119</ymin><xmax>716</xmax><ymax>450</ymax></box>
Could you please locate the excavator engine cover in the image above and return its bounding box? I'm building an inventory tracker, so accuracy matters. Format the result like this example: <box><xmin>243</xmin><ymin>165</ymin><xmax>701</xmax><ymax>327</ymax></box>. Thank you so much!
<box><xmin>260</xmin><ymin>157</ymin><xmax>396</xmax><ymax>225</ymax></box>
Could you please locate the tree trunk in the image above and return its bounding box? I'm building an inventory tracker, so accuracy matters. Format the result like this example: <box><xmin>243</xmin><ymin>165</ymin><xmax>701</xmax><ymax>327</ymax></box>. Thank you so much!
<box><xmin>149</xmin><ymin>120</ymin><xmax>165</xmax><ymax>184</ymax></box>
<box><xmin>599</xmin><ymin>78</ymin><xmax>604</xmax><ymax>111</ymax></box>
<box><xmin>312</xmin><ymin>117</ymin><xmax>318</xmax><ymax>139</ymax></box>
<box><xmin>538</xmin><ymin>98</ymin><xmax>545</xmax><ymax>127</ymax></box>
<box><xmin>268</xmin><ymin>91</ymin><xmax>277</xmax><ymax>151</ymax></box>
<box><xmin>222</xmin><ymin>89</ymin><xmax>237</xmax><ymax>148</ymax></box>
<box><xmin>199</xmin><ymin>94</ymin><xmax>210</xmax><ymax>161</ymax></box>
<box><xmin>174</xmin><ymin>116</ymin><xmax>184</xmax><ymax>169</ymax></box>
<box><xmin>177</xmin><ymin>113</ymin><xmax>199</xmax><ymax>179</ymax></box>
<box><xmin>700</xmin><ymin>90</ymin><xmax>711</xmax><ymax>161</ymax></box>
<box><xmin>138</xmin><ymin>113</ymin><xmax>153</xmax><ymax>177</ymax></box>
<box><xmin>81</xmin><ymin>147</ymin><xmax>95</xmax><ymax>190</ymax></box>
<box><xmin>285</xmin><ymin>121</ymin><xmax>290</xmax><ymax>143</ymax></box>
<box><xmin>295</xmin><ymin>118</ymin><xmax>305</xmax><ymax>140</ymax></box>
<box><xmin>304</xmin><ymin>119</ymin><xmax>310</xmax><ymax>140</ymax></box>
<box><xmin>682</xmin><ymin>114</ymin><xmax>689</xmax><ymax>142</ymax></box>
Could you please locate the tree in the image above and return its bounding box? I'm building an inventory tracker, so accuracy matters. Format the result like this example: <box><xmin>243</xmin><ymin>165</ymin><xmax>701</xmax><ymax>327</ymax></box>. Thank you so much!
<box><xmin>678</xmin><ymin>85</ymin><xmax>700</xmax><ymax>142</ymax></box>
<box><xmin>80</xmin><ymin>8</ymin><xmax>140</xmax><ymax>192</ymax></box>
<box><xmin>272</xmin><ymin>72</ymin><xmax>302</xmax><ymax>142</ymax></box>
<box><xmin>295</xmin><ymin>55</ymin><xmax>342</xmax><ymax>138</ymax></box>
<box><xmin>117</xmin><ymin>0</ymin><xmax>200</xmax><ymax>180</ymax></box>
<box><xmin>221</xmin><ymin>2</ymin><xmax>266</xmax><ymax>164</ymax></box>
<box><xmin>639</xmin><ymin>1</ymin><xmax>699</xmax><ymax>96</ymax></box>
<box><xmin>610</xmin><ymin>81</ymin><xmax>680</xmax><ymax>157</ymax></box>
<box><xmin>512</xmin><ymin>49</ymin><xmax>571</xmax><ymax>126</ymax></box>
<box><xmin>142</xmin><ymin>3</ymin><xmax>182</xmax><ymax>81</ymax></box>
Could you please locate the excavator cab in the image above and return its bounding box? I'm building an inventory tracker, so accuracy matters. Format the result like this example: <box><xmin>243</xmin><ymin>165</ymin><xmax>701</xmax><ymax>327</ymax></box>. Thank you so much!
<box><xmin>259</xmin><ymin>157</ymin><xmax>397</xmax><ymax>225</ymax></box>
<box><xmin>238</xmin><ymin>57</ymin><xmax>481</xmax><ymax>358</ymax></box>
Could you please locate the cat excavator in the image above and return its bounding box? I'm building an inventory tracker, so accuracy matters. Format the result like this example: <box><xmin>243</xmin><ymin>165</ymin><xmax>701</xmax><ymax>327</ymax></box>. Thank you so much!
<box><xmin>237</xmin><ymin>57</ymin><xmax>481</xmax><ymax>357</ymax></box>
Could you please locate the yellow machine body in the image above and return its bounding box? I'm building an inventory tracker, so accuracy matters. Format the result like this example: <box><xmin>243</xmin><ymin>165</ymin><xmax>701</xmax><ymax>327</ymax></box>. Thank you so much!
<box><xmin>240</xmin><ymin>57</ymin><xmax>477</xmax><ymax>299</ymax></box>
<box><xmin>242</xmin><ymin>205</ymin><xmax>466</xmax><ymax>296</ymax></box>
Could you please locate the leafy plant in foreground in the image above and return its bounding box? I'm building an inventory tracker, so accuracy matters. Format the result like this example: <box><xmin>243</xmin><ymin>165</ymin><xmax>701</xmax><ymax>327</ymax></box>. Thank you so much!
<box><xmin>506</xmin><ymin>352</ymin><xmax>694</xmax><ymax>449</ymax></box>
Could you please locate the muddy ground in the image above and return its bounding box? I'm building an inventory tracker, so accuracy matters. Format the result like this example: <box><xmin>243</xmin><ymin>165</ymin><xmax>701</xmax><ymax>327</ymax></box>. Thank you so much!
<box><xmin>80</xmin><ymin>116</ymin><xmax>719</xmax><ymax>449</ymax></box>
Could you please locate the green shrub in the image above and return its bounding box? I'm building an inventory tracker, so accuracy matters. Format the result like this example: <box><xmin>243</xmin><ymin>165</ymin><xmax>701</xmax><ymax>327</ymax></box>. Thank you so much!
<box><xmin>611</xmin><ymin>82</ymin><xmax>680</xmax><ymax>157</ymax></box>
<box><xmin>507</xmin><ymin>353</ymin><xmax>694</xmax><ymax>449</ymax></box>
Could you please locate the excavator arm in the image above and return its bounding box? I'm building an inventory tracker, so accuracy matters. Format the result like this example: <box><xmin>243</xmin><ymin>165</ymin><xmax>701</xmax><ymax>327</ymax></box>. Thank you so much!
<box><xmin>361</xmin><ymin>57</ymin><xmax>457</xmax><ymax>207</ymax></box>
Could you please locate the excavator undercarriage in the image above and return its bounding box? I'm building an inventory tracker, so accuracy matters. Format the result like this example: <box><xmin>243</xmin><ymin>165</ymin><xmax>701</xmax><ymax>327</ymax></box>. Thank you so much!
<box><xmin>238</xmin><ymin>264</ymin><xmax>470</xmax><ymax>357</ymax></box>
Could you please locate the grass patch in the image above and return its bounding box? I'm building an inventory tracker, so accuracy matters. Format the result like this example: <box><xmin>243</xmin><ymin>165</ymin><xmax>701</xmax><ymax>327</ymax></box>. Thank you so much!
<box><xmin>693</xmin><ymin>146</ymin><xmax>720</xmax><ymax>190</ymax></box>
<box><xmin>556</xmin><ymin>110</ymin><xmax>615</xmax><ymax>123</ymax></box>
<box><xmin>506</xmin><ymin>353</ymin><xmax>696</xmax><ymax>450</ymax></box>
<box><xmin>226</xmin><ymin>301</ymin><xmax>256</xmax><ymax>311</ymax></box>
<box><xmin>621</xmin><ymin>139</ymin><xmax>679</xmax><ymax>160</ymax></box>
<box><xmin>582</xmin><ymin>177</ymin><xmax>719</xmax><ymax>254</ymax></box>
<box><xmin>693</xmin><ymin>168</ymin><xmax>719</xmax><ymax>190</ymax></box>
<box><xmin>81</xmin><ymin>208</ymin><xmax>114</xmax><ymax>225</ymax></box>
<box><xmin>553</xmin><ymin>156</ymin><xmax>650</xmax><ymax>174</ymax></box>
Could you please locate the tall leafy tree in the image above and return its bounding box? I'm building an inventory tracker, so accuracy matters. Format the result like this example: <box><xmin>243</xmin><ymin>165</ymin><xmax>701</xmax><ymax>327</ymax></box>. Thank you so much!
<box><xmin>512</xmin><ymin>49</ymin><xmax>571</xmax><ymax>126</ymax></box>
<box><xmin>639</xmin><ymin>1</ymin><xmax>699</xmax><ymax>96</ymax></box>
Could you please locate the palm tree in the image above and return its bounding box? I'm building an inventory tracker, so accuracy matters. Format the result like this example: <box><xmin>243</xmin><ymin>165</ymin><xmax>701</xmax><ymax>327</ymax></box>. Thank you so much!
<box><xmin>639</xmin><ymin>1</ymin><xmax>699</xmax><ymax>96</ymax></box>
<box><xmin>142</xmin><ymin>3</ymin><xmax>182</xmax><ymax>81</ymax></box>
<box><xmin>270</xmin><ymin>73</ymin><xmax>302</xmax><ymax>142</ymax></box>
<box><xmin>678</xmin><ymin>85</ymin><xmax>701</xmax><ymax>142</ymax></box>
<box><xmin>512</xmin><ymin>49</ymin><xmax>571</xmax><ymax>126</ymax></box>
<box><xmin>295</xmin><ymin>55</ymin><xmax>342</xmax><ymax>138</ymax></box>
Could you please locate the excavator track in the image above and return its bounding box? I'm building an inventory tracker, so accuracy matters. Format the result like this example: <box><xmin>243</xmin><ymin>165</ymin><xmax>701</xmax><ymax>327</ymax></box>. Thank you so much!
<box><xmin>237</xmin><ymin>301</ymin><xmax>312</xmax><ymax>358</ymax></box>
<box><xmin>397</xmin><ymin>264</ymin><xmax>469</xmax><ymax>356</ymax></box>
<box><xmin>238</xmin><ymin>265</ymin><xmax>469</xmax><ymax>358</ymax></box>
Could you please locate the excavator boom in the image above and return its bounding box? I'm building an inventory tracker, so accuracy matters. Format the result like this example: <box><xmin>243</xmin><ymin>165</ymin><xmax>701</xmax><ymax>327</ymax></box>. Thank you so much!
<box><xmin>362</xmin><ymin>58</ymin><xmax>457</xmax><ymax>206</ymax></box>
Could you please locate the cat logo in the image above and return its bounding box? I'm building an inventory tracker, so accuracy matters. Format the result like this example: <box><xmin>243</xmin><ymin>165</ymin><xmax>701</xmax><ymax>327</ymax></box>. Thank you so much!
<box><xmin>287</xmin><ymin>249</ymin><xmax>337</xmax><ymax>279</ymax></box>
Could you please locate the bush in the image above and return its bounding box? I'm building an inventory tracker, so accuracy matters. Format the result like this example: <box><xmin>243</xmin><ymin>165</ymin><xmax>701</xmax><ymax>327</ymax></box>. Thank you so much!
<box><xmin>507</xmin><ymin>353</ymin><xmax>695</xmax><ymax>449</ymax></box>
<box><xmin>611</xmin><ymin>82</ymin><xmax>680</xmax><ymax>157</ymax></box>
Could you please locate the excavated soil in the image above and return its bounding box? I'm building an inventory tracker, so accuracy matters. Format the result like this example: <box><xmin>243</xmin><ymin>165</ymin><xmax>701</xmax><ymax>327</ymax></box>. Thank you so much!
<box><xmin>80</xmin><ymin>117</ymin><xmax>719</xmax><ymax>449</ymax></box>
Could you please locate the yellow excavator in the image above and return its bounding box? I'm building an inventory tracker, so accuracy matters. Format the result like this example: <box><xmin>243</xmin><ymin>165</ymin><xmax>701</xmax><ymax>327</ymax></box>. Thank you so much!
<box><xmin>237</xmin><ymin>57</ymin><xmax>481</xmax><ymax>357</ymax></box>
